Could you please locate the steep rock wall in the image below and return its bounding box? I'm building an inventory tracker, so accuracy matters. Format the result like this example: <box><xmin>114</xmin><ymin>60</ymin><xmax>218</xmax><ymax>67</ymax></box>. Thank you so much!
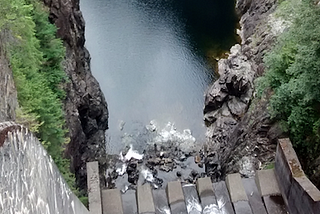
<box><xmin>42</xmin><ymin>0</ymin><xmax>109</xmax><ymax>189</ymax></box>
<box><xmin>0</xmin><ymin>44</ymin><xmax>17</xmax><ymax>122</ymax></box>
<box><xmin>204</xmin><ymin>0</ymin><xmax>286</xmax><ymax>179</ymax></box>
<box><xmin>0</xmin><ymin>122</ymin><xmax>89</xmax><ymax>214</ymax></box>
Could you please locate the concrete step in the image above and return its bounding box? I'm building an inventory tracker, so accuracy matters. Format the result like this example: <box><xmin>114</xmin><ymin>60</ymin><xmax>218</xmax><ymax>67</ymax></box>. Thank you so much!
<box><xmin>167</xmin><ymin>181</ymin><xmax>188</xmax><ymax>214</ymax></box>
<box><xmin>226</xmin><ymin>173</ymin><xmax>253</xmax><ymax>214</ymax></box>
<box><xmin>182</xmin><ymin>184</ymin><xmax>202</xmax><ymax>214</ymax></box>
<box><xmin>122</xmin><ymin>189</ymin><xmax>138</xmax><ymax>214</ymax></box>
<box><xmin>152</xmin><ymin>189</ymin><xmax>171</xmax><ymax>214</ymax></box>
<box><xmin>213</xmin><ymin>181</ymin><xmax>235</xmax><ymax>214</ymax></box>
<box><xmin>101</xmin><ymin>189</ymin><xmax>124</xmax><ymax>214</ymax></box>
<box><xmin>137</xmin><ymin>184</ymin><xmax>155</xmax><ymax>214</ymax></box>
<box><xmin>255</xmin><ymin>169</ymin><xmax>281</xmax><ymax>197</ymax></box>
<box><xmin>196</xmin><ymin>177</ymin><xmax>219</xmax><ymax>213</ymax></box>
<box><xmin>242</xmin><ymin>178</ymin><xmax>267</xmax><ymax>214</ymax></box>
<box><xmin>92</xmin><ymin>171</ymin><xmax>288</xmax><ymax>214</ymax></box>
<box><xmin>255</xmin><ymin>169</ymin><xmax>287</xmax><ymax>214</ymax></box>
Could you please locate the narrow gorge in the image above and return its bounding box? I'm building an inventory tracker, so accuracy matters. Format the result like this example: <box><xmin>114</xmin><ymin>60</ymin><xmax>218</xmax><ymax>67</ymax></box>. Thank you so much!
<box><xmin>2</xmin><ymin>1</ymin><xmax>320</xmax><ymax>212</ymax></box>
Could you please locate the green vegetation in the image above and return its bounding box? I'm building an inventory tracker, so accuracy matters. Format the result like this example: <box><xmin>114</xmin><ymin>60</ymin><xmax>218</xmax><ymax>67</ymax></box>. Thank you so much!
<box><xmin>0</xmin><ymin>0</ymin><xmax>85</xmax><ymax>203</ymax></box>
<box><xmin>263</xmin><ymin>162</ymin><xmax>275</xmax><ymax>170</ymax></box>
<box><xmin>258</xmin><ymin>0</ymin><xmax>320</xmax><ymax>162</ymax></box>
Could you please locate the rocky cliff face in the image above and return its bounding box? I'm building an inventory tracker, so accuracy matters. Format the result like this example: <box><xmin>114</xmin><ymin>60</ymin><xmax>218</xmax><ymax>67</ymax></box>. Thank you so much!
<box><xmin>0</xmin><ymin>45</ymin><xmax>17</xmax><ymax>122</ymax></box>
<box><xmin>204</xmin><ymin>0</ymin><xmax>287</xmax><ymax>179</ymax></box>
<box><xmin>42</xmin><ymin>0</ymin><xmax>109</xmax><ymax>190</ymax></box>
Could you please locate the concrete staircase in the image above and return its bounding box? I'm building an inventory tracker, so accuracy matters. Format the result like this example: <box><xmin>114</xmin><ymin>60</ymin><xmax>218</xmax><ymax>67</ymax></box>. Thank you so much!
<box><xmin>93</xmin><ymin>168</ymin><xmax>287</xmax><ymax>214</ymax></box>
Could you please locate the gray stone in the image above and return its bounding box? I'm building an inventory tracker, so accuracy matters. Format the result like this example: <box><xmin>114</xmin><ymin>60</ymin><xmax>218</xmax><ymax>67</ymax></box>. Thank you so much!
<box><xmin>167</xmin><ymin>181</ymin><xmax>187</xmax><ymax>214</ymax></box>
<box><xmin>233</xmin><ymin>201</ymin><xmax>253</xmax><ymax>214</ymax></box>
<box><xmin>255</xmin><ymin>169</ymin><xmax>281</xmax><ymax>197</ymax></box>
<box><xmin>122</xmin><ymin>190</ymin><xmax>138</xmax><ymax>214</ymax></box>
<box><xmin>137</xmin><ymin>184</ymin><xmax>155</xmax><ymax>214</ymax></box>
<box><xmin>87</xmin><ymin>161</ymin><xmax>102</xmax><ymax>214</ymax></box>
<box><xmin>204</xmin><ymin>0</ymin><xmax>280</xmax><ymax>183</ymax></box>
<box><xmin>226</xmin><ymin>173</ymin><xmax>248</xmax><ymax>203</ymax></box>
<box><xmin>0</xmin><ymin>50</ymin><xmax>17</xmax><ymax>122</ymax></box>
<box><xmin>102</xmin><ymin>189</ymin><xmax>123</xmax><ymax>214</ymax></box>
<box><xmin>242</xmin><ymin>178</ymin><xmax>268</xmax><ymax>214</ymax></box>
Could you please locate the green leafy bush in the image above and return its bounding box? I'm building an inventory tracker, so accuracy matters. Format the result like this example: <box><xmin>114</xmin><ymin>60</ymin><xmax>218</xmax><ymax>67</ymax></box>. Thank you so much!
<box><xmin>0</xmin><ymin>0</ymin><xmax>81</xmax><ymax>199</ymax></box>
<box><xmin>258</xmin><ymin>0</ymin><xmax>320</xmax><ymax>160</ymax></box>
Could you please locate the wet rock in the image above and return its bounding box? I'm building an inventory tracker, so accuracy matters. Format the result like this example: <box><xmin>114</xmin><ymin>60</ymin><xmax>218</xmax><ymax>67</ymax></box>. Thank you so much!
<box><xmin>147</xmin><ymin>157</ymin><xmax>161</xmax><ymax>166</ymax></box>
<box><xmin>164</xmin><ymin>158</ymin><xmax>173</xmax><ymax>164</ymax></box>
<box><xmin>128</xmin><ymin>173</ymin><xmax>139</xmax><ymax>185</ymax></box>
<box><xmin>111</xmin><ymin>170</ymin><xmax>118</xmax><ymax>180</ymax></box>
<box><xmin>152</xmin><ymin>168</ymin><xmax>158</xmax><ymax>176</ymax></box>
<box><xmin>186</xmin><ymin>176</ymin><xmax>194</xmax><ymax>183</ymax></box>
<box><xmin>194</xmin><ymin>155</ymin><xmax>201</xmax><ymax>164</ymax></box>
<box><xmin>179</xmin><ymin>154</ymin><xmax>187</xmax><ymax>161</ymax></box>
<box><xmin>0</xmin><ymin>50</ymin><xmax>17</xmax><ymax>122</ymax></box>
<box><xmin>198</xmin><ymin>163</ymin><xmax>204</xmax><ymax>168</ymax></box>
<box><xmin>203</xmin><ymin>0</ymin><xmax>280</xmax><ymax>181</ymax></box>
<box><xmin>152</xmin><ymin>177</ymin><xmax>163</xmax><ymax>189</ymax></box>
<box><xmin>43</xmin><ymin>0</ymin><xmax>109</xmax><ymax>191</ymax></box>
<box><xmin>191</xmin><ymin>170</ymin><xmax>199</xmax><ymax>178</ymax></box>
<box><xmin>159</xmin><ymin>165</ymin><xmax>172</xmax><ymax>172</ymax></box>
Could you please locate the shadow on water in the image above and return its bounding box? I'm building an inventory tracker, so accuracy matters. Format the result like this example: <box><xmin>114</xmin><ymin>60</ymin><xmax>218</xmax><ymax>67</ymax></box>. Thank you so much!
<box><xmin>173</xmin><ymin>0</ymin><xmax>240</xmax><ymax>69</ymax></box>
<box><xmin>81</xmin><ymin>0</ymin><xmax>240</xmax><ymax>196</ymax></box>
<box><xmin>80</xmin><ymin>0</ymin><xmax>239</xmax><ymax>153</ymax></box>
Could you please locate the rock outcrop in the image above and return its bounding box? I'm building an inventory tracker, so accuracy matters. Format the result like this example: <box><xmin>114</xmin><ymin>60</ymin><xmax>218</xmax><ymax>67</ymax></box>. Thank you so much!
<box><xmin>204</xmin><ymin>0</ymin><xmax>286</xmax><ymax>179</ymax></box>
<box><xmin>42</xmin><ymin>0</ymin><xmax>109</xmax><ymax>190</ymax></box>
<box><xmin>0</xmin><ymin>44</ymin><xmax>17</xmax><ymax>122</ymax></box>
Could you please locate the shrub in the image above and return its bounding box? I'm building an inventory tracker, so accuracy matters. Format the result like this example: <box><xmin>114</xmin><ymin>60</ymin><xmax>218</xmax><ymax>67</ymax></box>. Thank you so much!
<box><xmin>0</xmin><ymin>0</ymin><xmax>81</xmax><ymax>199</ymax></box>
<box><xmin>258</xmin><ymin>0</ymin><xmax>320</xmax><ymax>160</ymax></box>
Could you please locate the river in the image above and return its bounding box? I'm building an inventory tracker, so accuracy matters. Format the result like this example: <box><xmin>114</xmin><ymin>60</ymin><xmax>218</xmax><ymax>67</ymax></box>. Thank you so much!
<box><xmin>80</xmin><ymin>0</ymin><xmax>238</xmax><ymax>153</ymax></box>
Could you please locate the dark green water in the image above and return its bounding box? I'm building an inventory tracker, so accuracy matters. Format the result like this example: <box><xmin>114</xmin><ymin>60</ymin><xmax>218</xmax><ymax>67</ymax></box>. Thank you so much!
<box><xmin>80</xmin><ymin>0</ymin><xmax>238</xmax><ymax>153</ymax></box>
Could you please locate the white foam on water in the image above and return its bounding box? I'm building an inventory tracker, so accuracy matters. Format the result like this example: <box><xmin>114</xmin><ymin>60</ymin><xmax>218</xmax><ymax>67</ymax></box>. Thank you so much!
<box><xmin>217</xmin><ymin>197</ymin><xmax>226</xmax><ymax>210</ymax></box>
<box><xmin>119</xmin><ymin>144</ymin><xmax>144</xmax><ymax>162</ymax></box>
<box><xmin>203</xmin><ymin>204</ymin><xmax>220</xmax><ymax>214</ymax></box>
<box><xmin>116</xmin><ymin>163</ymin><xmax>126</xmax><ymax>176</ymax></box>
<box><xmin>152</xmin><ymin>121</ymin><xmax>196</xmax><ymax>152</ymax></box>
<box><xmin>156</xmin><ymin>207</ymin><xmax>171</xmax><ymax>214</ymax></box>
<box><xmin>140</xmin><ymin>167</ymin><xmax>155</xmax><ymax>183</ymax></box>
<box><xmin>186</xmin><ymin>196</ymin><xmax>202</xmax><ymax>213</ymax></box>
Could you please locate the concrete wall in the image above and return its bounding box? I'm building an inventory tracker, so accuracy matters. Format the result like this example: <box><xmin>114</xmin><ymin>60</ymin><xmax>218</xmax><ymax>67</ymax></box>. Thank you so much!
<box><xmin>275</xmin><ymin>138</ymin><xmax>320</xmax><ymax>214</ymax></box>
<box><xmin>0</xmin><ymin>122</ymin><xmax>89</xmax><ymax>214</ymax></box>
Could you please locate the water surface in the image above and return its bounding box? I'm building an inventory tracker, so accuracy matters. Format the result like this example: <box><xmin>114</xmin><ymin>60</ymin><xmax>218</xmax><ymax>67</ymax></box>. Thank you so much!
<box><xmin>80</xmin><ymin>0</ymin><xmax>238</xmax><ymax>153</ymax></box>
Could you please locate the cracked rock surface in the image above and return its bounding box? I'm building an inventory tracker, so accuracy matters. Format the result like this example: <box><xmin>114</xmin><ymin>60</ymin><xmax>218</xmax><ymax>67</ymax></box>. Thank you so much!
<box><xmin>43</xmin><ymin>0</ymin><xmax>109</xmax><ymax>190</ymax></box>
<box><xmin>204</xmin><ymin>0</ymin><xmax>285</xmax><ymax>180</ymax></box>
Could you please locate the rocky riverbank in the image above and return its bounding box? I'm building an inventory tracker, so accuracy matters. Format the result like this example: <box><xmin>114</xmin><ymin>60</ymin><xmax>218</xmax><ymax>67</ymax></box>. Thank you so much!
<box><xmin>204</xmin><ymin>0</ymin><xmax>288</xmax><ymax>180</ymax></box>
<box><xmin>42</xmin><ymin>0</ymin><xmax>284</xmax><ymax>190</ymax></box>
<box><xmin>43</xmin><ymin>0</ymin><xmax>109</xmax><ymax>190</ymax></box>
